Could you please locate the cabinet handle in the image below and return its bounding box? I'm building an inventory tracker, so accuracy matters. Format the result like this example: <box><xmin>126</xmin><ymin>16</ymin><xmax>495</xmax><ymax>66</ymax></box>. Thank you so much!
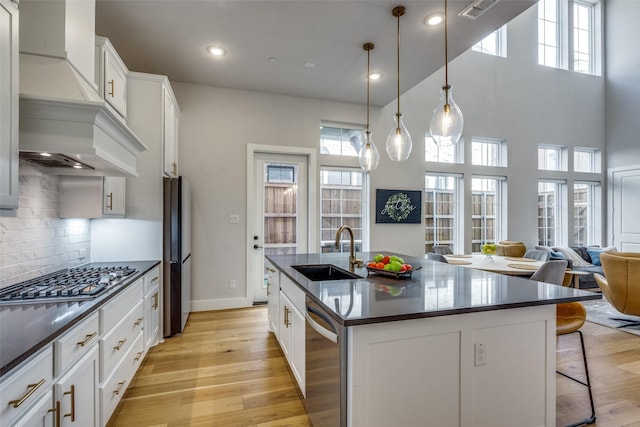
<box><xmin>284</xmin><ymin>306</ymin><xmax>291</xmax><ymax>328</ymax></box>
<box><xmin>171</xmin><ymin>162</ymin><xmax>177</xmax><ymax>176</ymax></box>
<box><xmin>108</xmin><ymin>79</ymin><xmax>115</xmax><ymax>97</ymax></box>
<box><xmin>113</xmin><ymin>380</ymin><xmax>126</xmax><ymax>395</ymax></box>
<box><xmin>134</xmin><ymin>317</ymin><xmax>144</xmax><ymax>326</ymax></box>
<box><xmin>63</xmin><ymin>385</ymin><xmax>75</xmax><ymax>421</ymax></box>
<box><xmin>48</xmin><ymin>400</ymin><xmax>61</xmax><ymax>427</ymax></box>
<box><xmin>77</xmin><ymin>332</ymin><xmax>97</xmax><ymax>347</ymax></box>
<box><xmin>134</xmin><ymin>351</ymin><xmax>144</xmax><ymax>362</ymax></box>
<box><xmin>8</xmin><ymin>378</ymin><xmax>46</xmax><ymax>408</ymax></box>
<box><xmin>151</xmin><ymin>276</ymin><xmax>159</xmax><ymax>283</ymax></box>
<box><xmin>114</xmin><ymin>339</ymin><xmax>127</xmax><ymax>351</ymax></box>
<box><xmin>266</xmin><ymin>282</ymin><xmax>270</xmax><ymax>296</ymax></box>
<box><xmin>266</xmin><ymin>267</ymin><xmax>276</xmax><ymax>273</ymax></box>
<box><xmin>152</xmin><ymin>292</ymin><xmax>159</xmax><ymax>309</ymax></box>
<box><xmin>106</xmin><ymin>192</ymin><xmax>113</xmax><ymax>211</ymax></box>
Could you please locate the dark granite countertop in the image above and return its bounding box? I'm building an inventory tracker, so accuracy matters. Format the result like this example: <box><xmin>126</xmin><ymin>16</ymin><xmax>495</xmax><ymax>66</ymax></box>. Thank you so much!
<box><xmin>266</xmin><ymin>252</ymin><xmax>601</xmax><ymax>326</ymax></box>
<box><xmin>0</xmin><ymin>260</ymin><xmax>160</xmax><ymax>378</ymax></box>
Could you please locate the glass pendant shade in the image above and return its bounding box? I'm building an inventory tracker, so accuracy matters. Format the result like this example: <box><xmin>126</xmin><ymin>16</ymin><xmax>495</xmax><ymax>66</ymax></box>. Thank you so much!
<box><xmin>386</xmin><ymin>113</ymin><xmax>412</xmax><ymax>161</ymax></box>
<box><xmin>358</xmin><ymin>131</ymin><xmax>380</xmax><ymax>172</ymax></box>
<box><xmin>430</xmin><ymin>85</ymin><xmax>463</xmax><ymax>146</ymax></box>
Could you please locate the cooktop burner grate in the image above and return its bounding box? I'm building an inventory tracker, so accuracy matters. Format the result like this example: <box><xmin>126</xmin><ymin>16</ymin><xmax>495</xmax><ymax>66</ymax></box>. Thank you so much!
<box><xmin>0</xmin><ymin>266</ymin><xmax>138</xmax><ymax>304</ymax></box>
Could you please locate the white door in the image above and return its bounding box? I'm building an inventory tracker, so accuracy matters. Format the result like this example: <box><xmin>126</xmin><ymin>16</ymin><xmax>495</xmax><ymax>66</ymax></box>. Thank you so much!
<box><xmin>250</xmin><ymin>153</ymin><xmax>308</xmax><ymax>303</ymax></box>
<box><xmin>611</xmin><ymin>165</ymin><xmax>640</xmax><ymax>251</ymax></box>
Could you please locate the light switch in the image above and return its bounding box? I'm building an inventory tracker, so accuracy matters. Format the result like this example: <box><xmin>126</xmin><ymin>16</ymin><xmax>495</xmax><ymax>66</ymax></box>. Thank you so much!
<box><xmin>229</xmin><ymin>214</ymin><xmax>240</xmax><ymax>224</ymax></box>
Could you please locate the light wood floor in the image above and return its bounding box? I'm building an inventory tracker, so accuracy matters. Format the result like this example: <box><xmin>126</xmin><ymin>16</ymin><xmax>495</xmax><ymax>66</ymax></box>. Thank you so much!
<box><xmin>108</xmin><ymin>306</ymin><xmax>640</xmax><ymax>427</ymax></box>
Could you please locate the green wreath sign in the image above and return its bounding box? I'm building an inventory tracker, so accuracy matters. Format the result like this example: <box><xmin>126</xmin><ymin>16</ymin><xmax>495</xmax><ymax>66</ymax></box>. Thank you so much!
<box><xmin>381</xmin><ymin>193</ymin><xmax>416</xmax><ymax>222</ymax></box>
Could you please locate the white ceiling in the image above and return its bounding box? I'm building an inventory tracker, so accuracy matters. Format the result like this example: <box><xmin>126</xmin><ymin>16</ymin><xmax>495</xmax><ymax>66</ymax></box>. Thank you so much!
<box><xmin>95</xmin><ymin>0</ymin><xmax>537</xmax><ymax>107</ymax></box>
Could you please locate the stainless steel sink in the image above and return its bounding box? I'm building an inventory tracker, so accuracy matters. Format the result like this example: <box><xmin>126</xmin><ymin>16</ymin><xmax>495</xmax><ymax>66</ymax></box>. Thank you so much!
<box><xmin>292</xmin><ymin>264</ymin><xmax>361</xmax><ymax>281</ymax></box>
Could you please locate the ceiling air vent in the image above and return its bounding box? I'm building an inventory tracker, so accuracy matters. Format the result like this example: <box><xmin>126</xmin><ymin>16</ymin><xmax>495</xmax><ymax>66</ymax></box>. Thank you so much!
<box><xmin>458</xmin><ymin>0</ymin><xmax>500</xmax><ymax>20</ymax></box>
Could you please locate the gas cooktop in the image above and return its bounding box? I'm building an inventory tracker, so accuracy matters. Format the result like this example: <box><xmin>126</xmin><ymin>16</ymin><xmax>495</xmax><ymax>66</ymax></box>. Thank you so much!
<box><xmin>0</xmin><ymin>266</ymin><xmax>138</xmax><ymax>304</ymax></box>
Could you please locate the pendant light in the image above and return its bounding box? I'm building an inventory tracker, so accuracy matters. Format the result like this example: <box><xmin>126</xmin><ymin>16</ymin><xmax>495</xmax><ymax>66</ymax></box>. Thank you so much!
<box><xmin>429</xmin><ymin>0</ymin><xmax>464</xmax><ymax>146</ymax></box>
<box><xmin>385</xmin><ymin>6</ymin><xmax>412</xmax><ymax>162</ymax></box>
<box><xmin>358</xmin><ymin>42</ymin><xmax>380</xmax><ymax>172</ymax></box>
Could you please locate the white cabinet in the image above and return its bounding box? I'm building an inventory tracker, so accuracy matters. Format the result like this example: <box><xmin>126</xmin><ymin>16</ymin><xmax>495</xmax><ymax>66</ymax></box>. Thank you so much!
<box><xmin>12</xmin><ymin>390</ymin><xmax>55</xmax><ymax>427</ymax></box>
<box><xmin>143</xmin><ymin>266</ymin><xmax>161</xmax><ymax>350</ymax></box>
<box><xmin>55</xmin><ymin>345</ymin><xmax>99</xmax><ymax>427</ymax></box>
<box><xmin>265</xmin><ymin>260</ymin><xmax>280</xmax><ymax>336</ymax></box>
<box><xmin>95</xmin><ymin>36</ymin><xmax>128</xmax><ymax>119</ymax></box>
<box><xmin>277</xmin><ymin>277</ymin><xmax>305</xmax><ymax>396</ymax></box>
<box><xmin>0</xmin><ymin>0</ymin><xmax>19</xmax><ymax>210</ymax></box>
<box><xmin>59</xmin><ymin>176</ymin><xmax>125</xmax><ymax>218</ymax></box>
<box><xmin>163</xmin><ymin>87</ymin><xmax>179</xmax><ymax>177</ymax></box>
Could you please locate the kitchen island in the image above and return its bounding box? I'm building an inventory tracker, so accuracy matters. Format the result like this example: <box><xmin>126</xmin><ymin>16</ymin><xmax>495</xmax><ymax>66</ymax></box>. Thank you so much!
<box><xmin>267</xmin><ymin>252</ymin><xmax>601</xmax><ymax>427</ymax></box>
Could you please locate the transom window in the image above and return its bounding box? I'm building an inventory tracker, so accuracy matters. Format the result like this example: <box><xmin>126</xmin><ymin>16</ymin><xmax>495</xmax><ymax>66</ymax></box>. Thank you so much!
<box><xmin>573</xmin><ymin>1</ymin><xmax>595</xmax><ymax>74</ymax></box>
<box><xmin>425</xmin><ymin>134</ymin><xmax>460</xmax><ymax>163</ymax></box>
<box><xmin>538</xmin><ymin>144</ymin><xmax>567</xmax><ymax>171</ymax></box>
<box><xmin>425</xmin><ymin>175</ymin><xmax>461</xmax><ymax>254</ymax></box>
<box><xmin>472</xmin><ymin>25</ymin><xmax>507</xmax><ymax>58</ymax></box>
<box><xmin>574</xmin><ymin>147</ymin><xmax>601</xmax><ymax>173</ymax></box>
<box><xmin>320</xmin><ymin>125</ymin><xmax>363</xmax><ymax>157</ymax></box>
<box><xmin>472</xmin><ymin>138</ymin><xmax>507</xmax><ymax>167</ymax></box>
<box><xmin>538</xmin><ymin>0</ymin><xmax>560</xmax><ymax>68</ymax></box>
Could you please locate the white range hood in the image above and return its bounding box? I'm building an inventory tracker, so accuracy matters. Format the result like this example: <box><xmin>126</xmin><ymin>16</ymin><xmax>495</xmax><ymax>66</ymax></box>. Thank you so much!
<box><xmin>17</xmin><ymin>0</ymin><xmax>147</xmax><ymax>177</ymax></box>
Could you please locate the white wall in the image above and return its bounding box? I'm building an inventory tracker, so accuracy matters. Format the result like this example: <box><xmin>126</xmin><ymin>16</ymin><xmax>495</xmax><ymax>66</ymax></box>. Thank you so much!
<box><xmin>605</xmin><ymin>0</ymin><xmax>640</xmax><ymax>170</ymax></box>
<box><xmin>0</xmin><ymin>160</ymin><xmax>91</xmax><ymax>287</ymax></box>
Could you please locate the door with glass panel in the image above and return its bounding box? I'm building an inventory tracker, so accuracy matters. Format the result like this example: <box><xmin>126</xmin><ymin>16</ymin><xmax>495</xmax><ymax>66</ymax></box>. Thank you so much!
<box><xmin>251</xmin><ymin>153</ymin><xmax>308</xmax><ymax>303</ymax></box>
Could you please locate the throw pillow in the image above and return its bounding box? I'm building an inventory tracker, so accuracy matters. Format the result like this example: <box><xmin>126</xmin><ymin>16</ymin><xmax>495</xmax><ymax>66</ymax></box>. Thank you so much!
<box><xmin>571</xmin><ymin>246</ymin><xmax>593</xmax><ymax>264</ymax></box>
<box><xmin>587</xmin><ymin>249</ymin><xmax>604</xmax><ymax>266</ymax></box>
<box><xmin>549</xmin><ymin>251</ymin><xmax>566</xmax><ymax>260</ymax></box>
<box><xmin>553</xmin><ymin>247</ymin><xmax>593</xmax><ymax>267</ymax></box>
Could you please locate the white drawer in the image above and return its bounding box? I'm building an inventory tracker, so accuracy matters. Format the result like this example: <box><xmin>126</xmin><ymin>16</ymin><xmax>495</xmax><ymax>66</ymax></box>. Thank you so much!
<box><xmin>54</xmin><ymin>313</ymin><xmax>99</xmax><ymax>377</ymax></box>
<box><xmin>100</xmin><ymin>331</ymin><xmax>144</xmax><ymax>426</ymax></box>
<box><xmin>100</xmin><ymin>279</ymin><xmax>143</xmax><ymax>334</ymax></box>
<box><xmin>280</xmin><ymin>275</ymin><xmax>305</xmax><ymax>314</ymax></box>
<box><xmin>143</xmin><ymin>266</ymin><xmax>161</xmax><ymax>294</ymax></box>
<box><xmin>100</xmin><ymin>299</ymin><xmax>144</xmax><ymax>381</ymax></box>
<box><xmin>0</xmin><ymin>345</ymin><xmax>53</xmax><ymax>426</ymax></box>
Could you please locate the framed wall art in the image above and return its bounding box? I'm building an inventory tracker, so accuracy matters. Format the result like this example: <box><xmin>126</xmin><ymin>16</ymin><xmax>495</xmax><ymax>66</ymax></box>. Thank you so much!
<box><xmin>375</xmin><ymin>189</ymin><xmax>421</xmax><ymax>224</ymax></box>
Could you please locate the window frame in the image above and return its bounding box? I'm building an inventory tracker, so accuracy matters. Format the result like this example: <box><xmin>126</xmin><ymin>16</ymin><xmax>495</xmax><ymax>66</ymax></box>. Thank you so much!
<box><xmin>471</xmin><ymin>176</ymin><xmax>506</xmax><ymax>253</ymax></box>
<box><xmin>320</xmin><ymin>123</ymin><xmax>365</xmax><ymax>157</ymax></box>
<box><xmin>571</xmin><ymin>0</ymin><xmax>596</xmax><ymax>75</ymax></box>
<box><xmin>538</xmin><ymin>179</ymin><xmax>568</xmax><ymax>247</ymax></box>
<box><xmin>471</xmin><ymin>137</ymin><xmax>507</xmax><ymax>167</ymax></box>
<box><xmin>425</xmin><ymin>133</ymin><xmax>463</xmax><ymax>164</ymax></box>
<box><xmin>573</xmin><ymin>180</ymin><xmax>601</xmax><ymax>246</ymax></box>
<box><xmin>538</xmin><ymin>144</ymin><xmax>568</xmax><ymax>171</ymax></box>
<box><xmin>472</xmin><ymin>25</ymin><xmax>507</xmax><ymax>58</ymax></box>
<box><xmin>424</xmin><ymin>174</ymin><xmax>463</xmax><ymax>254</ymax></box>
<box><xmin>573</xmin><ymin>147</ymin><xmax>601</xmax><ymax>173</ymax></box>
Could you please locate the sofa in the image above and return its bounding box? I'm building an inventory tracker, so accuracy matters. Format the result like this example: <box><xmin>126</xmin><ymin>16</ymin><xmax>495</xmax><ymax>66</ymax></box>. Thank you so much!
<box><xmin>535</xmin><ymin>245</ymin><xmax>615</xmax><ymax>289</ymax></box>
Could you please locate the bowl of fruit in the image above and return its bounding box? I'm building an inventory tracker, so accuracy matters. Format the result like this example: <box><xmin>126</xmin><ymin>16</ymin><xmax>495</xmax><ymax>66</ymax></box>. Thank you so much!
<box><xmin>366</xmin><ymin>253</ymin><xmax>416</xmax><ymax>279</ymax></box>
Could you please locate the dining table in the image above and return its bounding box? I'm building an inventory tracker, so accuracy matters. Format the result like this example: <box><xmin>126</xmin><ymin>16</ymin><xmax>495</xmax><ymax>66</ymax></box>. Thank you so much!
<box><xmin>443</xmin><ymin>253</ymin><xmax>545</xmax><ymax>276</ymax></box>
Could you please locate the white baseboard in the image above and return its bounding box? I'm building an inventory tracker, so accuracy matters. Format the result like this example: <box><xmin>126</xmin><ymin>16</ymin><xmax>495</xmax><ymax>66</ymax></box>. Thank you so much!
<box><xmin>191</xmin><ymin>297</ymin><xmax>253</xmax><ymax>312</ymax></box>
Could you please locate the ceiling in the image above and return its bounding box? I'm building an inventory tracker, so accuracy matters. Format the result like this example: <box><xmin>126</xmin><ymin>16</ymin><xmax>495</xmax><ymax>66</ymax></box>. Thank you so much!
<box><xmin>95</xmin><ymin>0</ymin><xmax>537</xmax><ymax>107</ymax></box>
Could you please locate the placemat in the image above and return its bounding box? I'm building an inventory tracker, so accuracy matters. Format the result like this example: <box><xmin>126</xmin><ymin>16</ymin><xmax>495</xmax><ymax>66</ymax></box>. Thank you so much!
<box><xmin>447</xmin><ymin>254</ymin><xmax>472</xmax><ymax>258</ymax></box>
<box><xmin>507</xmin><ymin>263</ymin><xmax>539</xmax><ymax>270</ymax></box>
<box><xmin>447</xmin><ymin>260</ymin><xmax>472</xmax><ymax>265</ymax></box>
<box><xmin>505</xmin><ymin>257</ymin><xmax>537</xmax><ymax>262</ymax></box>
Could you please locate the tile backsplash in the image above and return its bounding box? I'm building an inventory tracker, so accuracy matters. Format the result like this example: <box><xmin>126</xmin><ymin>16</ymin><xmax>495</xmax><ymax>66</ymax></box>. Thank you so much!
<box><xmin>0</xmin><ymin>160</ymin><xmax>91</xmax><ymax>288</ymax></box>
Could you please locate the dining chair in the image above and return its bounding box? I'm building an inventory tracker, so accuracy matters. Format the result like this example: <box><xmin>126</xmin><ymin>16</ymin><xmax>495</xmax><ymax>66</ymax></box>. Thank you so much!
<box><xmin>432</xmin><ymin>245</ymin><xmax>453</xmax><ymax>255</ymax></box>
<box><xmin>523</xmin><ymin>249</ymin><xmax>550</xmax><ymax>262</ymax></box>
<box><xmin>530</xmin><ymin>260</ymin><xmax>596</xmax><ymax>427</ymax></box>
<box><xmin>426</xmin><ymin>253</ymin><xmax>448</xmax><ymax>263</ymax></box>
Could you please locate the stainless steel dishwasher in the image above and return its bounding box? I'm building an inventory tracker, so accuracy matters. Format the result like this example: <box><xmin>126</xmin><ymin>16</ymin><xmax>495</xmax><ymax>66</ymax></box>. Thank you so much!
<box><xmin>305</xmin><ymin>296</ymin><xmax>348</xmax><ymax>427</ymax></box>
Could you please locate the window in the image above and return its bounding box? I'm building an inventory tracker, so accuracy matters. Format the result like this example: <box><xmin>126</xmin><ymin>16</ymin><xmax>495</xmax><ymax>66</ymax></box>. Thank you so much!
<box><xmin>573</xmin><ymin>181</ymin><xmax>601</xmax><ymax>246</ymax></box>
<box><xmin>425</xmin><ymin>175</ymin><xmax>460</xmax><ymax>254</ymax></box>
<box><xmin>471</xmin><ymin>177</ymin><xmax>505</xmax><ymax>252</ymax></box>
<box><xmin>538</xmin><ymin>144</ymin><xmax>567</xmax><ymax>171</ymax></box>
<box><xmin>472</xmin><ymin>25</ymin><xmax>507</xmax><ymax>57</ymax></box>
<box><xmin>472</xmin><ymin>138</ymin><xmax>507</xmax><ymax>167</ymax></box>
<box><xmin>320</xmin><ymin>125</ymin><xmax>363</xmax><ymax>156</ymax></box>
<box><xmin>320</xmin><ymin>167</ymin><xmax>367</xmax><ymax>253</ymax></box>
<box><xmin>538</xmin><ymin>180</ymin><xmax>566</xmax><ymax>246</ymax></box>
<box><xmin>266</xmin><ymin>165</ymin><xmax>295</xmax><ymax>182</ymax></box>
<box><xmin>538</xmin><ymin>0</ymin><xmax>561</xmax><ymax>68</ymax></box>
<box><xmin>574</xmin><ymin>147</ymin><xmax>601</xmax><ymax>173</ymax></box>
<box><xmin>425</xmin><ymin>134</ymin><xmax>460</xmax><ymax>163</ymax></box>
<box><xmin>573</xmin><ymin>1</ymin><xmax>595</xmax><ymax>74</ymax></box>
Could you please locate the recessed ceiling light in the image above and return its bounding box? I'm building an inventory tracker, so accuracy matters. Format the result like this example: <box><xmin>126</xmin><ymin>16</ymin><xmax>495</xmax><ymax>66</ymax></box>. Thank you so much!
<box><xmin>73</xmin><ymin>164</ymin><xmax>83</xmax><ymax>169</ymax></box>
<box><xmin>369</xmin><ymin>72</ymin><xmax>383</xmax><ymax>80</ymax></box>
<box><xmin>40</xmin><ymin>152</ymin><xmax>52</xmax><ymax>157</ymax></box>
<box><xmin>425</xmin><ymin>14</ymin><xmax>444</xmax><ymax>26</ymax></box>
<box><xmin>304</xmin><ymin>62</ymin><xmax>316</xmax><ymax>68</ymax></box>
<box><xmin>207</xmin><ymin>46</ymin><xmax>227</xmax><ymax>56</ymax></box>
<box><xmin>268</xmin><ymin>57</ymin><xmax>278</xmax><ymax>63</ymax></box>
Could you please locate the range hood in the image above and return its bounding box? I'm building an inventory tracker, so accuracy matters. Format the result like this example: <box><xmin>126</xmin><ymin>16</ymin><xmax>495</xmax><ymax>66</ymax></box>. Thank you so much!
<box><xmin>19</xmin><ymin>54</ymin><xmax>147</xmax><ymax>177</ymax></box>
<box><xmin>18</xmin><ymin>0</ymin><xmax>147</xmax><ymax>177</ymax></box>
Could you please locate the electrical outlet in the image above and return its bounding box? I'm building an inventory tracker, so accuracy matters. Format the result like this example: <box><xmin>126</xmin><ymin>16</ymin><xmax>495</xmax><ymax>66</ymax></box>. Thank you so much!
<box><xmin>229</xmin><ymin>279</ymin><xmax>236</xmax><ymax>289</ymax></box>
<box><xmin>475</xmin><ymin>342</ymin><xmax>487</xmax><ymax>366</ymax></box>
<box><xmin>79</xmin><ymin>248</ymin><xmax>87</xmax><ymax>259</ymax></box>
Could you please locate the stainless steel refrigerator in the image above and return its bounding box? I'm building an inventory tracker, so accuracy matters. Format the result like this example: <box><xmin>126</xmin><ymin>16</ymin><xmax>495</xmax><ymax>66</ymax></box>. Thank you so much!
<box><xmin>163</xmin><ymin>177</ymin><xmax>192</xmax><ymax>337</ymax></box>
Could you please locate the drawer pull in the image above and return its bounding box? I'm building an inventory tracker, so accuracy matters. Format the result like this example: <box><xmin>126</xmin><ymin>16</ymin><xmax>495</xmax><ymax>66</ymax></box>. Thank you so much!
<box><xmin>134</xmin><ymin>351</ymin><xmax>144</xmax><ymax>361</ymax></box>
<box><xmin>151</xmin><ymin>276</ymin><xmax>159</xmax><ymax>283</ymax></box>
<box><xmin>284</xmin><ymin>306</ymin><xmax>291</xmax><ymax>328</ymax></box>
<box><xmin>266</xmin><ymin>282</ymin><xmax>271</xmax><ymax>296</ymax></box>
<box><xmin>134</xmin><ymin>317</ymin><xmax>144</xmax><ymax>326</ymax></box>
<box><xmin>266</xmin><ymin>267</ymin><xmax>276</xmax><ymax>273</ymax></box>
<box><xmin>152</xmin><ymin>292</ymin><xmax>159</xmax><ymax>309</ymax></box>
<box><xmin>114</xmin><ymin>339</ymin><xmax>127</xmax><ymax>351</ymax></box>
<box><xmin>8</xmin><ymin>378</ymin><xmax>46</xmax><ymax>408</ymax></box>
<box><xmin>48</xmin><ymin>400</ymin><xmax>61</xmax><ymax>427</ymax></box>
<box><xmin>113</xmin><ymin>380</ymin><xmax>126</xmax><ymax>395</ymax></box>
<box><xmin>106</xmin><ymin>192</ymin><xmax>113</xmax><ymax>210</ymax></box>
<box><xmin>63</xmin><ymin>385</ymin><xmax>75</xmax><ymax>421</ymax></box>
<box><xmin>77</xmin><ymin>332</ymin><xmax>97</xmax><ymax>347</ymax></box>
<box><xmin>108</xmin><ymin>79</ymin><xmax>115</xmax><ymax>97</ymax></box>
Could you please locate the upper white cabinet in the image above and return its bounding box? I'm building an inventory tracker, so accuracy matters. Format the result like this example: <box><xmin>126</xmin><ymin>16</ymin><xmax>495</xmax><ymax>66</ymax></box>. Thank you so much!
<box><xmin>59</xmin><ymin>176</ymin><xmax>126</xmax><ymax>218</ymax></box>
<box><xmin>95</xmin><ymin>36</ymin><xmax>128</xmax><ymax>119</ymax></box>
<box><xmin>126</xmin><ymin>72</ymin><xmax>180</xmax><ymax>220</ymax></box>
<box><xmin>0</xmin><ymin>0</ymin><xmax>19</xmax><ymax>210</ymax></box>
